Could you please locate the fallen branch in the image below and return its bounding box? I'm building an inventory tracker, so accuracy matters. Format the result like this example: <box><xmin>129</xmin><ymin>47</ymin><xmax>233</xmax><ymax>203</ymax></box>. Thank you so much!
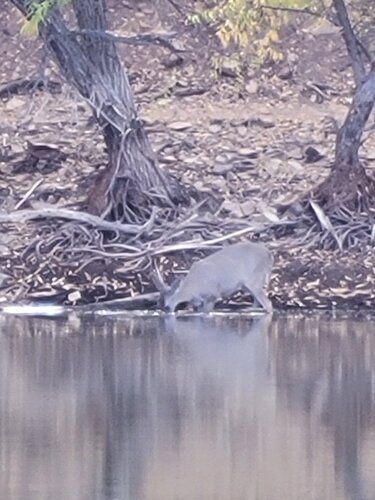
<box><xmin>0</xmin><ymin>78</ymin><xmax>61</xmax><ymax>98</ymax></box>
<box><xmin>81</xmin><ymin>292</ymin><xmax>160</xmax><ymax>311</ymax></box>
<box><xmin>71</xmin><ymin>29</ymin><xmax>186</xmax><ymax>53</ymax></box>
<box><xmin>15</xmin><ymin>179</ymin><xmax>44</xmax><ymax>210</ymax></box>
<box><xmin>261</xmin><ymin>4</ymin><xmax>322</xmax><ymax>17</ymax></box>
<box><xmin>0</xmin><ymin>207</ymin><xmax>148</xmax><ymax>235</ymax></box>
<box><xmin>152</xmin><ymin>225</ymin><xmax>264</xmax><ymax>256</ymax></box>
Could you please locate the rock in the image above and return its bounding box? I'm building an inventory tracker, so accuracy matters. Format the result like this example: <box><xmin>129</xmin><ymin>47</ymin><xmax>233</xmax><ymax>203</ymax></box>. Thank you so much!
<box><xmin>240</xmin><ymin>200</ymin><xmax>255</xmax><ymax>217</ymax></box>
<box><xmin>162</xmin><ymin>55</ymin><xmax>184</xmax><ymax>69</ymax></box>
<box><xmin>169</xmin><ymin>121</ymin><xmax>193</xmax><ymax>131</ymax></box>
<box><xmin>258</xmin><ymin>202</ymin><xmax>281</xmax><ymax>222</ymax></box>
<box><xmin>221</xmin><ymin>199</ymin><xmax>243</xmax><ymax>218</ymax></box>
<box><xmin>210</xmin><ymin>177</ymin><xmax>227</xmax><ymax>190</ymax></box>
<box><xmin>0</xmin><ymin>245</ymin><xmax>10</xmax><ymax>257</ymax></box>
<box><xmin>248</xmin><ymin>118</ymin><xmax>275</xmax><ymax>129</ymax></box>
<box><xmin>265</xmin><ymin>158</ymin><xmax>283</xmax><ymax>173</ymax></box>
<box><xmin>5</xmin><ymin>97</ymin><xmax>25</xmax><ymax>111</ymax></box>
<box><xmin>213</xmin><ymin>163</ymin><xmax>233</xmax><ymax>175</ymax></box>
<box><xmin>277</xmin><ymin>66</ymin><xmax>293</xmax><ymax>81</ymax></box>
<box><xmin>174</xmin><ymin>78</ymin><xmax>189</xmax><ymax>88</ymax></box>
<box><xmin>215</xmin><ymin>153</ymin><xmax>232</xmax><ymax>164</ymax></box>
<box><xmin>237</xmin><ymin>148</ymin><xmax>258</xmax><ymax>158</ymax></box>
<box><xmin>183</xmin><ymin>157</ymin><xmax>198</xmax><ymax>165</ymax></box>
<box><xmin>237</xmin><ymin>171</ymin><xmax>252</xmax><ymax>180</ymax></box>
<box><xmin>364</xmin><ymin>144</ymin><xmax>375</xmax><ymax>160</ymax></box>
<box><xmin>237</xmin><ymin>126</ymin><xmax>248</xmax><ymax>137</ymax></box>
<box><xmin>288</xmin><ymin>52</ymin><xmax>299</xmax><ymax>64</ymax></box>
<box><xmin>219</xmin><ymin>62</ymin><xmax>239</xmax><ymax>78</ymax></box>
<box><xmin>226</xmin><ymin>171</ymin><xmax>237</xmax><ymax>182</ymax></box>
<box><xmin>287</xmin><ymin>145</ymin><xmax>303</xmax><ymax>159</ymax></box>
<box><xmin>10</xmin><ymin>144</ymin><xmax>24</xmax><ymax>154</ymax></box>
<box><xmin>208</xmin><ymin>123</ymin><xmax>222</xmax><ymax>134</ymax></box>
<box><xmin>287</xmin><ymin>159</ymin><xmax>304</xmax><ymax>175</ymax></box>
<box><xmin>233</xmin><ymin>160</ymin><xmax>256</xmax><ymax>172</ymax></box>
<box><xmin>304</xmin><ymin>146</ymin><xmax>324</xmax><ymax>163</ymax></box>
<box><xmin>0</xmin><ymin>272</ymin><xmax>9</xmax><ymax>287</ymax></box>
<box><xmin>246</xmin><ymin>68</ymin><xmax>257</xmax><ymax>79</ymax></box>
<box><xmin>245</xmin><ymin>81</ymin><xmax>259</xmax><ymax>95</ymax></box>
<box><xmin>159</xmin><ymin>156</ymin><xmax>176</xmax><ymax>164</ymax></box>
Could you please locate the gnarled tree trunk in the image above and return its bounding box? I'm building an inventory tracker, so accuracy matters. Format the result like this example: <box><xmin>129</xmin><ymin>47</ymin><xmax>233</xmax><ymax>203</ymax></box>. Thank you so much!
<box><xmin>315</xmin><ymin>0</ymin><xmax>375</xmax><ymax>212</ymax></box>
<box><xmin>11</xmin><ymin>0</ymin><xmax>188</xmax><ymax>223</ymax></box>
<box><xmin>316</xmin><ymin>64</ymin><xmax>375</xmax><ymax>209</ymax></box>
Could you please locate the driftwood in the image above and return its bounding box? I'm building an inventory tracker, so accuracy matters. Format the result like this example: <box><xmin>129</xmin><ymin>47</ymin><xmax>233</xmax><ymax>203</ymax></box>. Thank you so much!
<box><xmin>80</xmin><ymin>292</ymin><xmax>161</xmax><ymax>311</ymax></box>
<box><xmin>0</xmin><ymin>206</ymin><xmax>148</xmax><ymax>234</ymax></box>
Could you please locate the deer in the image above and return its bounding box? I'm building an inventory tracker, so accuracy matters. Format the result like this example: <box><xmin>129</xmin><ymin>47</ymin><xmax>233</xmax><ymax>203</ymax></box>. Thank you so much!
<box><xmin>153</xmin><ymin>242</ymin><xmax>273</xmax><ymax>313</ymax></box>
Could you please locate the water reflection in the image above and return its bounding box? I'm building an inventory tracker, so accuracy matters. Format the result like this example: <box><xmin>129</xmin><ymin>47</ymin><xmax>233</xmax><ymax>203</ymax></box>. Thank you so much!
<box><xmin>0</xmin><ymin>312</ymin><xmax>374</xmax><ymax>500</ymax></box>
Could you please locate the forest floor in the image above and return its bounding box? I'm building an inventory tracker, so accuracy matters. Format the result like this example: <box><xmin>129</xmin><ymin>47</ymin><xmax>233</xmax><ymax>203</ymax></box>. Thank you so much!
<box><xmin>1</xmin><ymin>0</ymin><xmax>375</xmax><ymax>309</ymax></box>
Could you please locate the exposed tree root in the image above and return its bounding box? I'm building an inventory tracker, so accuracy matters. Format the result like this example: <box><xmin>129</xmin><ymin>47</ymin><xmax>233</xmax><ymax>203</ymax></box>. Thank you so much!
<box><xmin>2</xmin><ymin>202</ymin><xmax>375</xmax><ymax>308</ymax></box>
<box><xmin>313</xmin><ymin>166</ymin><xmax>375</xmax><ymax>213</ymax></box>
<box><xmin>276</xmin><ymin>166</ymin><xmax>375</xmax><ymax>250</ymax></box>
<box><xmin>0</xmin><ymin>205</ymin><xmax>272</xmax><ymax>305</ymax></box>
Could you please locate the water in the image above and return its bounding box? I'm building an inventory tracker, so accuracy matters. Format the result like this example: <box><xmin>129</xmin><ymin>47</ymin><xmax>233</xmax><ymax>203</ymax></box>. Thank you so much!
<box><xmin>0</xmin><ymin>311</ymin><xmax>374</xmax><ymax>500</ymax></box>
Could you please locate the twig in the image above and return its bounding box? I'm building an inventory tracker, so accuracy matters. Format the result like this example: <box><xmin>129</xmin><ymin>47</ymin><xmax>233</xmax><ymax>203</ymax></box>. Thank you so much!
<box><xmin>261</xmin><ymin>4</ymin><xmax>322</xmax><ymax>17</ymax></box>
<box><xmin>163</xmin><ymin>0</ymin><xmax>184</xmax><ymax>15</ymax></box>
<box><xmin>70</xmin><ymin>247</ymin><xmax>147</xmax><ymax>260</ymax></box>
<box><xmin>71</xmin><ymin>29</ymin><xmax>186</xmax><ymax>54</ymax></box>
<box><xmin>0</xmin><ymin>78</ymin><xmax>61</xmax><ymax>98</ymax></box>
<box><xmin>15</xmin><ymin>179</ymin><xmax>44</xmax><ymax>210</ymax></box>
<box><xmin>152</xmin><ymin>225</ymin><xmax>265</xmax><ymax>256</ymax></box>
<box><xmin>310</xmin><ymin>200</ymin><xmax>343</xmax><ymax>251</ymax></box>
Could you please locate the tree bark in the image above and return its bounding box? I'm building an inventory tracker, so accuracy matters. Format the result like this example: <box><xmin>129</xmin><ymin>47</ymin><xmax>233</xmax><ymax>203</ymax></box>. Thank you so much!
<box><xmin>316</xmin><ymin>64</ymin><xmax>375</xmax><ymax>207</ymax></box>
<box><xmin>10</xmin><ymin>0</ymin><xmax>188</xmax><ymax>223</ymax></box>
<box><xmin>335</xmin><ymin>65</ymin><xmax>375</xmax><ymax>173</ymax></box>
<box><xmin>315</xmin><ymin>1</ymin><xmax>375</xmax><ymax>209</ymax></box>
<box><xmin>332</xmin><ymin>0</ymin><xmax>366</xmax><ymax>87</ymax></box>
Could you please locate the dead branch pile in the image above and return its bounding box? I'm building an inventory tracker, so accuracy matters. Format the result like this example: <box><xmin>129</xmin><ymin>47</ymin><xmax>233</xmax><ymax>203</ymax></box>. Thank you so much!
<box><xmin>0</xmin><ymin>205</ymin><xmax>275</xmax><ymax>307</ymax></box>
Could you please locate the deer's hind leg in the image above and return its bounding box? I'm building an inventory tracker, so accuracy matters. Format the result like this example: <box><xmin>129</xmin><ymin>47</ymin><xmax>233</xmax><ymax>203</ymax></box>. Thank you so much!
<box><xmin>245</xmin><ymin>286</ymin><xmax>273</xmax><ymax>313</ymax></box>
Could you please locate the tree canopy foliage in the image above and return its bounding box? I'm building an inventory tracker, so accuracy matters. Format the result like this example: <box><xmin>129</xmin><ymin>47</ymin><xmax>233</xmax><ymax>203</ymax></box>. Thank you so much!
<box><xmin>189</xmin><ymin>0</ymin><xmax>324</xmax><ymax>62</ymax></box>
<box><xmin>22</xmin><ymin>0</ymin><xmax>68</xmax><ymax>35</ymax></box>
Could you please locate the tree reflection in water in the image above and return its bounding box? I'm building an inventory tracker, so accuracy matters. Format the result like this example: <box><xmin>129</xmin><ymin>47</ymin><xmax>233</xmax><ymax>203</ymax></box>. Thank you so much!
<box><xmin>0</xmin><ymin>312</ymin><xmax>373</xmax><ymax>500</ymax></box>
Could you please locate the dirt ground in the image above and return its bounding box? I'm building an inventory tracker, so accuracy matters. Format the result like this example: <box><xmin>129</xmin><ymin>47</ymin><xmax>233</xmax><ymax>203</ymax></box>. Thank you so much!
<box><xmin>1</xmin><ymin>0</ymin><xmax>375</xmax><ymax>309</ymax></box>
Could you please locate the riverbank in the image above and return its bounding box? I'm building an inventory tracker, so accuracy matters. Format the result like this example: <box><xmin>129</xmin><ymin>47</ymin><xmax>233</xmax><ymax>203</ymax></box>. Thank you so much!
<box><xmin>1</xmin><ymin>0</ymin><xmax>375</xmax><ymax>309</ymax></box>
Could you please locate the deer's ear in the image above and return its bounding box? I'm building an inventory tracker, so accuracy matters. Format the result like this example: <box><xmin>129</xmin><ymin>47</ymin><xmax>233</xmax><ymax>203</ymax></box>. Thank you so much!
<box><xmin>168</xmin><ymin>278</ymin><xmax>182</xmax><ymax>294</ymax></box>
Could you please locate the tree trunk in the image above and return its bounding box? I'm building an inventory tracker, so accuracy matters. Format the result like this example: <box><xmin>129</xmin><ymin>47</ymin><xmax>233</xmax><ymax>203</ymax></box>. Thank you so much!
<box><xmin>315</xmin><ymin>0</ymin><xmax>375</xmax><ymax>211</ymax></box>
<box><xmin>332</xmin><ymin>0</ymin><xmax>366</xmax><ymax>87</ymax></box>
<box><xmin>11</xmin><ymin>0</ymin><xmax>188</xmax><ymax>223</ymax></box>
<box><xmin>316</xmin><ymin>64</ymin><xmax>375</xmax><ymax>209</ymax></box>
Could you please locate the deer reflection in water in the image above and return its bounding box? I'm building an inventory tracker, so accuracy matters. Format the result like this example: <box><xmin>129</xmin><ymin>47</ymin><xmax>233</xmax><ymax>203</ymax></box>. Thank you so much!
<box><xmin>0</xmin><ymin>313</ymin><xmax>373</xmax><ymax>500</ymax></box>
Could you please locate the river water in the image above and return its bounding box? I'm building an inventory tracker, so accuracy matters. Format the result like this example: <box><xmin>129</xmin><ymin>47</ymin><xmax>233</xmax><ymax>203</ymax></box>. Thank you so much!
<box><xmin>0</xmin><ymin>310</ymin><xmax>374</xmax><ymax>500</ymax></box>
